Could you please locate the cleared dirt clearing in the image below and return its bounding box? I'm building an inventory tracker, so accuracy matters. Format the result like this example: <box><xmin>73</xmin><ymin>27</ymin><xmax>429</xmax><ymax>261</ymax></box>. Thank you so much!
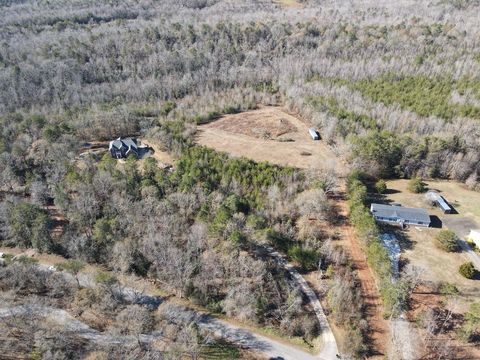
<box><xmin>196</xmin><ymin>107</ymin><xmax>345</xmax><ymax>171</ymax></box>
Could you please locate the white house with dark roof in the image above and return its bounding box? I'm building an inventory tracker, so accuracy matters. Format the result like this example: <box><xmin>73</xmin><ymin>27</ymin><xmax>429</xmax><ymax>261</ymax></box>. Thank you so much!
<box><xmin>109</xmin><ymin>137</ymin><xmax>139</xmax><ymax>159</ymax></box>
<box><xmin>370</xmin><ymin>203</ymin><xmax>431</xmax><ymax>227</ymax></box>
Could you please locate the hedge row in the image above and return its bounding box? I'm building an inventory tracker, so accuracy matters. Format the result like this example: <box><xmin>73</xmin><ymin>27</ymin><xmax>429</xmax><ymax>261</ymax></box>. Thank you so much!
<box><xmin>347</xmin><ymin>171</ymin><xmax>407</xmax><ymax>317</ymax></box>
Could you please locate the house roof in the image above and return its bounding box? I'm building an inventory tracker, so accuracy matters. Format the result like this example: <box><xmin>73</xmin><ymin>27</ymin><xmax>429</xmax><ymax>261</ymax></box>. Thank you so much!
<box><xmin>109</xmin><ymin>138</ymin><xmax>121</xmax><ymax>150</ymax></box>
<box><xmin>109</xmin><ymin>137</ymin><xmax>137</xmax><ymax>150</ymax></box>
<box><xmin>370</xmin><ymin>203</ymin><xmax>431</xmax><ymax>223</ymax></box>
<box><xmin>122</xmin><ymin>138</ymin><xmax>138</xmax><ymax>149</ymax></box>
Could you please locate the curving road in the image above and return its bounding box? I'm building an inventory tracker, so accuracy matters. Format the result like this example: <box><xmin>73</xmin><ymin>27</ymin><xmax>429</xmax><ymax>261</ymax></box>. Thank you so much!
<box><xmin>265</xmin><ymin>246</ymin><xmax>339</xmax><ymax>359</ymax></box>
<box><xmin>0</xmin><ymin>305</ymin><xmax>164</xmax><ymax>346</ymax></box>
<box><xmin>4</xmin><ymin>256</ymin><xmax>339</xmax><ymax>359</ymax></box>
<box><xmin>199</xmin><ymin>316</ymin><xmax>322</xmax><ymax>360</ymax></box>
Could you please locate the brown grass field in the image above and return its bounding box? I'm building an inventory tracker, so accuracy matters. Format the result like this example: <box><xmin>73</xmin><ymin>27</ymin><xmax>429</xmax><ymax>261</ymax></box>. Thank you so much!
<box><xmin>273</xmin><ymin>0</ymin><xmax>303</xmax><ymax>8</ymax></box>
<box><xmin>196</xmin><ymin>107</ymin><xmax>346</xmax><ymax>172</ymax></box>
<box><xmin>384</xmin><ymin>179</ymin><xmax>480</xmax><ymax>302</ymax></box>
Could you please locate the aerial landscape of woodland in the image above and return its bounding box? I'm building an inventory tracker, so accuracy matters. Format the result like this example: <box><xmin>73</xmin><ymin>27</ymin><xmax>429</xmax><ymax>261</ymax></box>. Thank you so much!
<box><xmin>1</xmin><ymin>0</ymin><xmax>480</xmax><ymax>359</ymax></box>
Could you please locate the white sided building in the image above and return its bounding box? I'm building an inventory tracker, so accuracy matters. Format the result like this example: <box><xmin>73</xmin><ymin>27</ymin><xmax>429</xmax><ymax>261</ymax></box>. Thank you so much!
<box><xmin>467</xmin><ymin>230</ymin><xmax>480</xmax><ymax>248</ymax></box>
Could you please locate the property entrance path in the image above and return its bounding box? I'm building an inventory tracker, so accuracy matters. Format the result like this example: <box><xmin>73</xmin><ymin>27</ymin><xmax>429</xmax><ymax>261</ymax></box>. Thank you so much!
<box><xmin>335</xmin><ymin>189</ymin><xmax>391</xmax><ymax>358</ymax></box>
<box><xmin>265</xmin><ymin>246</ymin><xmax>339</xmax><ymax>359</ymax></box>
<box><xmin>443</xmin><ymin>217</ymin><xmax>480</xmax><ymax>271</ymax></box>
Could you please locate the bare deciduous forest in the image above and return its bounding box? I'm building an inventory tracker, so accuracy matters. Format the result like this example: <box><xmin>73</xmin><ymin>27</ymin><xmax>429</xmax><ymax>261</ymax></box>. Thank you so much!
<box><xmin>1</xmin><ymin>0</ymin><xmax>480</xmax><ymax>359</ymax></box>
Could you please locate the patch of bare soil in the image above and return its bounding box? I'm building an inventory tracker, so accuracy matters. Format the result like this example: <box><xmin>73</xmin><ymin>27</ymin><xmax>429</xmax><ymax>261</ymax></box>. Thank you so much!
<box><xmin>407</xmin><ymin>284</ymin><xmax>444</xmax><ymax>322</ymax></box>
<box><xmin>407</xmin><ymin>284</ymin><xmax>480</xmax><ymax>359</ymax></box>
<box><xmin>139</xmin><ymin>138</ymin><xmax>173</xmax><ymax>167</ymax></box>
<box><xmin>207</xmin><ymin>108</ymin><xmax>298</xmax><ymax>139</ymax></box>
<box><xmin>45</xmin><ymin>205</ymin><xmax>68</xmax><ymax>239</ymax></box>
<box><xmin>336</xmin><ymin>189</ymin><xmax>391</xmax><ymax>358</ymax></box>
<box><xmin>196</xmin><ymin>107</ymin><xmax>346</xmax><ymax>172</ymax></box>
<box><xmin>273</xmin><ymin>0</ymin><xmax>303</xmax><ymax>9</ymax></box>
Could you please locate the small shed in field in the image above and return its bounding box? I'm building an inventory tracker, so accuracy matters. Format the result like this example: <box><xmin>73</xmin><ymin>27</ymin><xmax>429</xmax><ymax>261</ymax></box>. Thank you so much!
<box><xmin>426</xmin><ymin>190</ymin><xmax>452</xmax><ymax>214</ymax></box>
<box><xmin>308</xmin><ymin>128</ymin><xmax>320</xmax><ymax>140</ymax></box>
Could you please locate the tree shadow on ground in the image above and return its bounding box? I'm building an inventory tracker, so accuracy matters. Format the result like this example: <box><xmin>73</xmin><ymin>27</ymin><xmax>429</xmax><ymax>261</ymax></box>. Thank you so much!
<box><xmin>384</xmin><ymin>188</ymin><xmax>401</xmax><ymax>195</ymax></box>
<box><xmin>137</xmin><ymin>146</ymin><xmax>154</xmax><ymax>159</ymax></box>
<box><xmin>379</xmin><ymin>225</ymin><xmax>415</xmax><ymax>251</ymax></box>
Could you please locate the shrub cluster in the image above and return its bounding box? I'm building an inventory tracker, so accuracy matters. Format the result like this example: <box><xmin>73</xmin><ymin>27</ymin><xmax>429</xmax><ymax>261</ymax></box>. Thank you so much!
<box><xmin>435</xmin><ymin>230</ymin><xmax>458</xmax><ymax>252</ymax></box>
<box><xmin>407</xmin><ymin>177</ymin><xmax>427</xmax><ymax>193</ymax></box>
<box><xmin>459</xmin><ymin>262</ymin><xmax>476</xmax><ymax>279</ymax></box>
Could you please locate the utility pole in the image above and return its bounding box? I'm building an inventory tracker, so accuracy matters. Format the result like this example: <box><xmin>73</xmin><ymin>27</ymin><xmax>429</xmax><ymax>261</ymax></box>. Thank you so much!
<box><xmin>317</xmin><ymin>259</ymin><xmax>323</xmax><ymax>281</ymax></box>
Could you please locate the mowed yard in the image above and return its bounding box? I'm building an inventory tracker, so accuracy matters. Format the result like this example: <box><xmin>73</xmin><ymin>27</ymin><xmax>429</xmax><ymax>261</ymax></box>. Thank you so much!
<box><xmin>195</xmin><ymin>107</ymin><xmax>346</xmax><ymax>172</ymax></box>
<box><xmin>384</xmin><ymin>179</ymin><xmax>480</xmax><ymax>300</ymax></box>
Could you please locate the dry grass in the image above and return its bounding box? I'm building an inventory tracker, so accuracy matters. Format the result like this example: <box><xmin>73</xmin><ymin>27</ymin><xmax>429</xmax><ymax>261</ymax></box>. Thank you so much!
<box><xmin>399</xmin><ymin>226</ymin><xmax>476</xmax><ymax>288</ymax></box>
<box><xmin>138</xmin><ymin>138</ymin><xmax>173</xmax><ymax>166</ymax></box>
<box><xmin>273</xmin><ymin>0</ymin><xmax>303</xmax><ymax>9</ymax></box>
<box><xmin>386</xmin><ymin>179</ymin><xmax>480</xmax><ymax>224</ymax></box>
<box><xmin>383</xmin><ymin>180</ymin><xmax>480</xmax><ymax>301</ymax></box>
<box><xmin>206</xmin><ymin>109</ymin><xmax>298</xmax><ymax>139</ymax></box>
<box><xmin>196</xmin><ymin>107</ymin><xmax>346</xmax><ymax>172</ymax></box>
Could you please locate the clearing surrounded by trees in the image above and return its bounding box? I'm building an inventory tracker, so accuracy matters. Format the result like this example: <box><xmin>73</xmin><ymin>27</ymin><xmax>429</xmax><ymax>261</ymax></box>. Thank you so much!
<box><xmin>3</xmin><ymin>0</ymin><xmax>480</xmax><ymax>358</ymax></box>
<box><xmin>196</xmin><ymin>107</ymin><xmax>346</xmax><ymax>172</ymax></box>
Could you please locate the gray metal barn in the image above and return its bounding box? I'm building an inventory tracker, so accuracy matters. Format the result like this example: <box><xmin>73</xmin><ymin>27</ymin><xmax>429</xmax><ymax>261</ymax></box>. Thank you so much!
<box><xmin>426</xmin><ymin>190</ymin><xmax>452</xmax><ymax>214</ymax></box>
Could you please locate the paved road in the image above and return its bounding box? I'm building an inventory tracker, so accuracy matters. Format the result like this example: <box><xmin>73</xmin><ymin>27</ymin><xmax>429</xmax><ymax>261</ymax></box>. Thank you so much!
<box><xmin>442</xmin><ymin>218</ymin><xmax>480</xmax><ymax>270</ymax></box>
<box><xmin>458</xmin><ymin>239</ymin><xmax>480</xmax><ymax>270</ymax></box>
<box><xmin>265</xmin><ymin>247</ymin><xmax>339</xmax><ymax>359</ymax></box>
<box><xmin>0</xmin><ymin>305</ymin><xmax>164</xmax><ymax>346</ymax></box>
<box><xmin>28</xmin><ymin>260</ymin><xmax>338</xmax><ymax>359</ymax></box>
<box><xmin>199</xmin><ymin>316</ymin><xmax>324</xmax><ymax>360</ymax></box>
<box><xmin>0</xmin><ymin>303</ymin><xmax>327</xmax><ymax>360</ymax></box>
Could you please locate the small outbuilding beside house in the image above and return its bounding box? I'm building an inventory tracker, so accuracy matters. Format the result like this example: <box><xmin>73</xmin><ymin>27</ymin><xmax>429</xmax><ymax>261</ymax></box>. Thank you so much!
<box><xmin>425</xmin><ymin>190</ymin><xmax>452</xmax><ymax>214</ymax></box>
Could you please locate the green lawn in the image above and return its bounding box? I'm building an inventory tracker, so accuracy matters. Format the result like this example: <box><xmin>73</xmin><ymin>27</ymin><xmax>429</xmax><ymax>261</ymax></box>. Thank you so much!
<box><xmin>201</xmin><ymin>341</ymin><xmax>241</xmax><ymax>359</ymax></box>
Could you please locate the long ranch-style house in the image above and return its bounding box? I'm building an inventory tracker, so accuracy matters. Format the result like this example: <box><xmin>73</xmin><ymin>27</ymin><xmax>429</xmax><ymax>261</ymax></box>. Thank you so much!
<box><xmin>370</xmin><ymin>203</ymin><xmax>431</xmax><ymax>227</ymax></box>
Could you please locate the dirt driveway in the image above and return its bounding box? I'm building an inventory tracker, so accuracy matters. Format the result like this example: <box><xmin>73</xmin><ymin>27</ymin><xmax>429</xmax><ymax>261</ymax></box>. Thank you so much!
<box><xmin>442</xmin><ymin>217</ymin><xmax>479</xmax><ymax>239</ymax></box>
<box><xmin>196</xmin><ymin>107</ymin><xmax>346</xmax><ymax>173</ymax></box>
